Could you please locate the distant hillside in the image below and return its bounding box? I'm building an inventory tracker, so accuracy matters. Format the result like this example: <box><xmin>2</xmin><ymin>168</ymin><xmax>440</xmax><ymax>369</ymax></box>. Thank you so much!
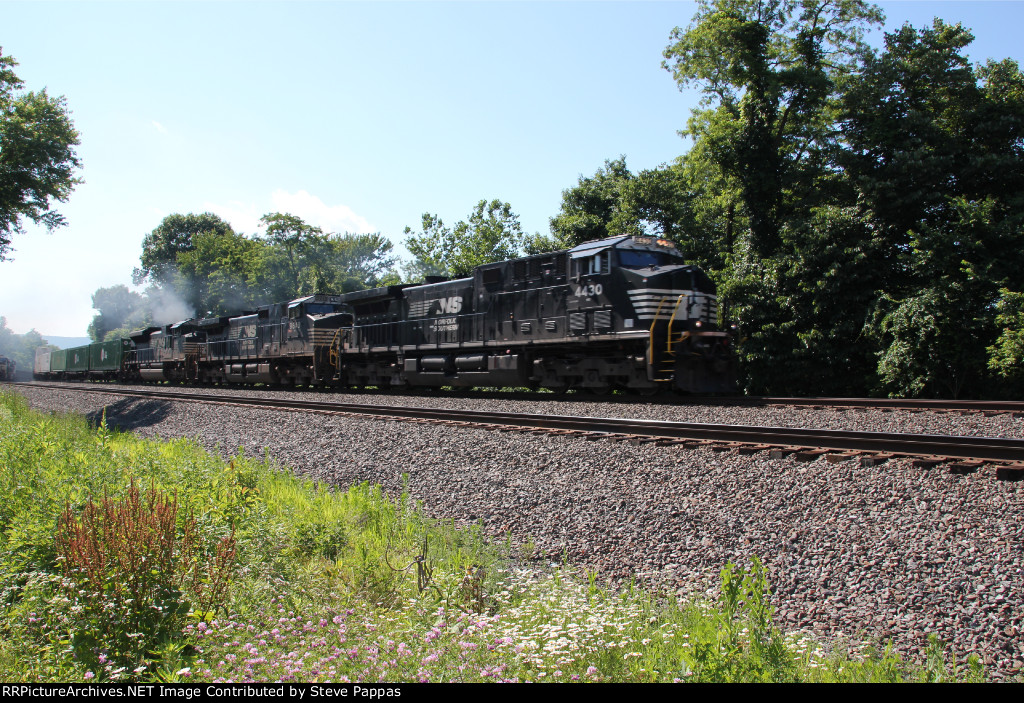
<box><xmin>44</xmin><ymin>336</ymin><xmax>92</xmax><ymax>349</ymax></box>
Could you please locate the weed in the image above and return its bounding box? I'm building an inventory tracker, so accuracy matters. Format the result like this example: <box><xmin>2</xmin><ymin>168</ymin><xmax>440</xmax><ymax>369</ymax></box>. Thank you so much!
<box><xmin>54</xmin><ymin>480</ymin><xmax>236</xmax><ymax>678</ymax></box>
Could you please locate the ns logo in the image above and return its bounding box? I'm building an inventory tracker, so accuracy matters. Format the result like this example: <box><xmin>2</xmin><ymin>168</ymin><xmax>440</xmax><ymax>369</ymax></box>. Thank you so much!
<box><xmin>434</xmin><ymin>296</ymin><xmax>462</xmax><ymax>314</ymax></box>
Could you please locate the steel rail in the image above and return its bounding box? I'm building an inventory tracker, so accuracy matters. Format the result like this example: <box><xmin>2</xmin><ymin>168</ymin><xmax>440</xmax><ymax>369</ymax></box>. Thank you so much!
<box><xmin>15</xmin><ymin>382</ymin><xmax>1024</xmax><ymax>463</ymax></box>
<box><xmin>687</xmin><ymin>395</ymin><xmax>1024</xmax><ymax>413</ymax></box>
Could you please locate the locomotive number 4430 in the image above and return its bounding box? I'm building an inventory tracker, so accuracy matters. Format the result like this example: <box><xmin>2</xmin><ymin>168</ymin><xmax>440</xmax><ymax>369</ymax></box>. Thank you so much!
<box><xmin>574</xmin><ymin>283</ymin><xmax>604</xmax><ymax>297</ymax></box>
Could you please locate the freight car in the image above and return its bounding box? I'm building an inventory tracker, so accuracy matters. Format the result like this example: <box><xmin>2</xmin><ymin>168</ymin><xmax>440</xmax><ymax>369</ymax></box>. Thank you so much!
<box><xmin>35</xmin><ymin>235</ymin><xmax>736</xmax><ymax>394</ymax></box>
<box><xmin>33</xmin><ymin>338</ymin><xmax>131</xmax><ymax>381</ymax></box>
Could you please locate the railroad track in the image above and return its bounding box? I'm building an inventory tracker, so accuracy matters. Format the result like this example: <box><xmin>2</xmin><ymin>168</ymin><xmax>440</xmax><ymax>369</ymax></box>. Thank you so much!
<box><xmin>687</xmin><ymin>395</ymin><xmax>1024</xmax><ymax>416</ymax></box>
<box><xmin>14</xmin><ymin>381</ymin><xmax>1024</xmax><ymax>480</ymax></box>
<box><xmin>11</xmin><ymin>378</ymin><xmax>1023</xmax><ymax>415</ymax></box>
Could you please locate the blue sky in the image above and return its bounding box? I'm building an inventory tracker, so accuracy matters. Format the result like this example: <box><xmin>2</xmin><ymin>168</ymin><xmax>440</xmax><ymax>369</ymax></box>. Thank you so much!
<box><xmin>3</xmin><ymin>0</ymin><xmax>1023</xmax><ymax>337</ymax></box>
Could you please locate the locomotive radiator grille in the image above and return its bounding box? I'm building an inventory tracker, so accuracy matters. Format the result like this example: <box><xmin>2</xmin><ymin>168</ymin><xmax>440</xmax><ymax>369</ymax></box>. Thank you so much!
<box><xmin>629</xmin><ymin>288</ymin><xmax>696</xmax><ymax>320</ymax></box>
<box><xmin>628</xmin><ymin>288</ymin><xmax>718</xmax><ymax>324</ymax></box>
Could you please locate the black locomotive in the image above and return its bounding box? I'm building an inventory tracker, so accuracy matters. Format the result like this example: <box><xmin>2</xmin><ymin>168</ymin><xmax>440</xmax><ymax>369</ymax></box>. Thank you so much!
<box><xmin>0</xmin><ymin>355</ymin><xmax>14</xmax><ymax>382</ymax></box>
<box><xmin>38</xmin><ymin>235</ymin><xmax>736</xmax><ymax>394</ymax></box>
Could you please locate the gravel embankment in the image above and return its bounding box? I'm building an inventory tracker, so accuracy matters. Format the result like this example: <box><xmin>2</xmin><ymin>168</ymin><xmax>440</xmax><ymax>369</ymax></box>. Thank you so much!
<box><xmin>36</xmin><ymin>381</ymin><xmax>1024</xmax><ymax>439</ymax></box>
<box><xmin>11</xmin><ymin>384</ymin><xmax>1024</xmax><ymax>678</ymax></box>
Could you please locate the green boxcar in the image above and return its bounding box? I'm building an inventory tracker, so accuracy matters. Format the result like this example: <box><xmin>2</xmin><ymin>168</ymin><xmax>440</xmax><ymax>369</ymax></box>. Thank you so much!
<box><xmin>50</xmin><ymin>348</ymin><xmax>67</xmax><ymax>374</ymax></box>
<box><xmin>66</xmin><ymin>345</ymin><xmax>91</xmax><ymax>373</ymax></box>
<box><xmin>89</xmin><ymin>339</ymin><xmax>128</xmax><ymax>374</ymax></box>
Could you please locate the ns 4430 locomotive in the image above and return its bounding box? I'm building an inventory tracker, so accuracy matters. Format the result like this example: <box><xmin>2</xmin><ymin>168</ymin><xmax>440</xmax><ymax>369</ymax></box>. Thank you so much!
<box><xmin>38</xmin><ymin>235</ymin><xmax>737</xmax><ymax>394</ymax></box>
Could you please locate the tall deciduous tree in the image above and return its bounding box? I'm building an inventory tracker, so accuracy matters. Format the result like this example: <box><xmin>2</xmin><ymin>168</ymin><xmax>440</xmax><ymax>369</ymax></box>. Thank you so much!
<box><xmin>258</xmin><ymin>212</ymin><xmax>324</xmax><ymax>300</ymax></box>
<box><xmin>404</xmin><ymin>200</ymin><xmax>527</xmax><ymax>279</ymax></box>
<box><xmin>664</xmin><ymin>0</ymin><xmax>882</xmax><ymax>258</ymax></box>
<box><xmin>847</xmin><ymin>21</ymin><xmax>1024</xmax><ymax>396</ymax></box>
<box><xmin>88</xmin><ymin>285</ymin><xmax>144</xmax><ymax>342</ymax></box>
<box><xmin>662</xmin><ymin>0</ymin><xmax>884</xmax><ymax>394</ymax></box>
<box><xmin>549</xmin><ymin>158</ymin><xmax>635</xmax><ymax>248</ymax></box>
<box><xmin>0</xmin><ymin>48</ymin><xmax>82</xmax><ymax>260</ymax></box>
<box><xmin>176</xmin><ymin>228</ymin><xmax>267</xmax><ymax>316</ymax></box>
<box><xmin>135</xmin><ymin>212</ymin><xmax>235</xmax><ymax>286</ymax></box>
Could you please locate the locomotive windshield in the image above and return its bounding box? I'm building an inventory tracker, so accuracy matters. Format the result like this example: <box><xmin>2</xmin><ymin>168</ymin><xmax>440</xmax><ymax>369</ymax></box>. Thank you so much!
<box><xmin>305</xmin><ymin>303</ymin><xmax>338</xmax><ymax>315</ymax></box>
<box><xmin>618</xmin><ymin>250</ymin><xmax>682</xmax><ymax>269</ymax></box>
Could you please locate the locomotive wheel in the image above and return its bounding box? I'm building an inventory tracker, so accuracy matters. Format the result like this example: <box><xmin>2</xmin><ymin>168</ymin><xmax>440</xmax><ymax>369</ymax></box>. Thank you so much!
<box><xmin>589</xmin><ymin>384</ymin><xmax>612</xmax><ymax>396</ymax></box>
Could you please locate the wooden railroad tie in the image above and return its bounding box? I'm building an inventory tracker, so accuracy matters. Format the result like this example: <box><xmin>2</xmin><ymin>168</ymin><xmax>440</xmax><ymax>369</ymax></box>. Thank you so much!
<box><xmin>793</xmin><ymin>448</ymin><xmax>830</xmax><ymax>462</ymax></box>
<box><xmin>859</xmin><ymin>452</ymin><xmax>899</xmax><ymax>467</ymax></box>
<box><xmin>996</xmin><ymin>464</ymin><xmax>1024</xmax><ymax>481</ymax></box>
<box><xmin>628</xmin><ymin>436</ymin><xmax>663</xmax><ymax>445</ymax></box>
<box><xmin>737</xmin><ymin>443</ymin><xmax>774</xmax><ymax>455</ymax></box>
<box><xmin>768</xmin><ymin>446</ymin><xmax>802</xmax><ymax>459</ymax></box>
<box><xmin>947</xmin><ymin>459</ymin><xmax>984</xmax><ymax>475</ymax></box>
<box><xmin>825</xmin><ymin>451</ymin><xmax>861</xmax><ymax>463</ymax></box>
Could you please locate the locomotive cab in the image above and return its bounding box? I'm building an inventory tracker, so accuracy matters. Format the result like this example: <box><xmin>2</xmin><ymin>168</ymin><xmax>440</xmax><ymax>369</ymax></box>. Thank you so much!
<box><xmin>564</xmin><ymin>235</ymin><xmax>734</xmax><ymax>393</ymax></box>
<box><xmin>614</xmin><ymin>239</ymin><xmax>733</xmax><ymax>393</ymax></box>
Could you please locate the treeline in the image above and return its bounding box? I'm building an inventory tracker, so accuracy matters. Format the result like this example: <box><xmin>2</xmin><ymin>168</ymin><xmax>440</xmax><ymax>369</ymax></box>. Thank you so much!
<box><xmin>90</xmin><ymin>1</ymin><xmax>1024</xmax><ymax>398</ymax></box>
<box><xmin>88</xmin><ymin>200</ymin><xmax>535</xmax><ymax>342</ymax></box>
<box><xmin>539</xmin><ymin>2</ymin><xmax>1024</xmax><ymax>399</ymax></box>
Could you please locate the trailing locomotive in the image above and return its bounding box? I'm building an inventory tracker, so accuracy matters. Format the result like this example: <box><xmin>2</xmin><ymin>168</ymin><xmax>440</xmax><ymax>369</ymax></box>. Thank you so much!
<box><xmin>0</xmin><ymin>355</ymin><xmax>14</xmax><ymax>381</ymax></box>
<box><xmin>35</xmin><ymin>235</ymin><xmax>736</xmax><ymax>394</ymax></box>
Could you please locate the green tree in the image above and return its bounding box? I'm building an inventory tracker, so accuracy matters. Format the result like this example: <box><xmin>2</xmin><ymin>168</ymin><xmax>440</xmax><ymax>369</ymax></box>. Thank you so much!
<box><xmin>549</xmin><ymin>157</ymin><xmax>635</xmax><ymax>248</ymax></box>
<box><xmin>662</xmin><ymin>0</ymin><xmax>884</xmax><ymax>393</ymax></box>
<box><xmin>846</xmin><ymin>22</ymin><xmax>1024</xmax><ymax>396</ymax></box>
<box><xmin>0</xmin><ymin>48</ymin><xmax>82</xmax><ymax>260</ymax></box>
<box><xmin>988</xmin><ymin>289</ymin><xmax>1024</xmax><ymax>396</ymax></box>
<box><xmin>664</xmin><ymin>0</ymin><xmax>883</xmax><ymax>258</ymax></box>
<box><xmin>87</xmin><ymin>285</ymin><xmax>145</xmax><ymax>342</ymax></box>
<box><xmin>258</xmin><ymin>212</ymin><xmax>324</xmax><ymax>300</ymax></box>
<box><xmin>304</xmin><ymin>232</ymin><xmax>398</xmax><ymax>293</ymax></box>
<box><xmin>256</xmin><ymin>214</ymin><xmax>397</xmax><ymax>300</ymax></box>
<box><xmin>404</xmin><ymin>200</ymin><xmax>527</xmax><ymax>279</ymax></box>
<box><xmin>135</xmin><ymin>212</ymin><xmax>234</xmax><ymax>286</ymax></box>
<box><xmin>177</xmin><ymin>228</ymin><xmax>267</xmax><ymax>316</ymax></box>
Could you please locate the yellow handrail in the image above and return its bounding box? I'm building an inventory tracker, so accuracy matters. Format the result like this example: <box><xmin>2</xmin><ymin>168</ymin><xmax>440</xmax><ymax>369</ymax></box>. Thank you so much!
<box><xmin>328</xmin><ymin>326</ymin><xmax>346</xmax><ymax>370</ymax></box>
<box><xmin>647</xmin><ymin>297</ymin><xmax>668</xmax><ymax>366</ymax></box>
<box><xmin>665</xmin><ymin>294</ymin><xmax>686</xmax><ymax>352</ymax></box>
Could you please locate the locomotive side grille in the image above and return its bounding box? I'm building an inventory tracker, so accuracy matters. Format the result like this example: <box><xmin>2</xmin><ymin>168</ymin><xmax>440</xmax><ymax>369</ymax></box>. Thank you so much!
<box><xmin>593</xmin><ymin>309</ymin><xmax>612</xmax><ymax>330</ymax></box>
<box><xmin>408</xmin><ymin>300</ymin><xmax>430</xmax><ymax>318</ymax></box>
<box><xmin>569</xmin><ymin>312</ymin><xmax>587</xmax><ymax>332</ymax></box>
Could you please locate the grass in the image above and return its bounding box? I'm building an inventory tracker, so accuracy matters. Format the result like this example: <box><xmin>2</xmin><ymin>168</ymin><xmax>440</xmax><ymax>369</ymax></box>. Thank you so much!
<box><xmin>0</xmin><ymin>389</ymin><xmax>987</xmax><ymax>683</ymax></box>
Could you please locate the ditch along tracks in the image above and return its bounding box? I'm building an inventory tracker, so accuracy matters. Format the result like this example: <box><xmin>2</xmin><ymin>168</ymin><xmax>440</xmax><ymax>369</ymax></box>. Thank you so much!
<box><xmin>15</xmin><ymin>382</ymin><xmax>1024</xmax><ymax>481</ymax></box>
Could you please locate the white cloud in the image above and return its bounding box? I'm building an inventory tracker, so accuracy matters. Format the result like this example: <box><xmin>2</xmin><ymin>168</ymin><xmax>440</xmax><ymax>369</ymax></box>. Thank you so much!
<box><xmin>201</xmin><ymin>200</ymin><xmax>264</xmax><ymax>235</ymax></box>
<box><xmin>269</xmin><ymin>189</ymin><xmax>376</xmax><ymax>234</ymax></box>
<box><xmin>204</xmin><ymin>191</ymin><xmax>376</xmax><ymax>237</ymax></box>
<box><xmin>151</xmin><ymin>120</ymin><xmax>168</xmax><ymax>134</ymax></box>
